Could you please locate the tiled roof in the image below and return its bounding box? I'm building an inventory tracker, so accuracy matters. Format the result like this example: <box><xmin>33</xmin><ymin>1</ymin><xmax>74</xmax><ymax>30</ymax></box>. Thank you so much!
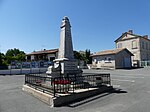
<box><xmin>26</xmin><ymin>49</ymin><xmax>58</xmax><ymax>55</ymax></box>
<box><xmin>91</xmin><ymin>48</ymin><xmax>132</xmax><ymax>57</ymax></box>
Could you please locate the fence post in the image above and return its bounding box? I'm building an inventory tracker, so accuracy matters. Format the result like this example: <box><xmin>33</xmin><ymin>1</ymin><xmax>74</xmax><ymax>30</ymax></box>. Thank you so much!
<box><xmin>53</xmin><ymin>78</ymin><xmax>56</xmax><ymax>97</ymax></box>
<box><xmin>38</xmin><ymin>62</ymin><xmax>40</xmax><ymax>73</ymax></box>
<box><xmin>20</xmin><ymin>62</ymin><xmax>22</xmax><ymax>74</ymax></box>
<box><xmin>25</xmin><ymin>74</ymin><xmax>26</xmax><ymax>84</ymax></box>
<box><xmin>10</xmin><ymin>67</ymin><xmax>11</xmax><ymax>75</ymax></box>
<box><xmin>73</xmin><ymin>79</ymin><xmax>75</xmax><ymax>93</ymax></box>
<box><xmin>146</xmin><ymin>61</ymin><xmax>148</xmax><ymax>67</ymax></box>
<box><xmin>30</xmin><ymin>62</ymin><xmax>32</xmax><ymax>74</ymax></box>
<box><xmin>109</xmin><ymin>74</ymin><xmax>111</xmax><ymax>86</ymax></box>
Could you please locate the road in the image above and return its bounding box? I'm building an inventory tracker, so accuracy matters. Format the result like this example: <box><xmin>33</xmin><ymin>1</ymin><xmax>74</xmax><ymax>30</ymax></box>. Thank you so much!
<box><xmin>0</xmin><ymin>68</ymin><xmax>150</xmax><ymax>112</ymax></box>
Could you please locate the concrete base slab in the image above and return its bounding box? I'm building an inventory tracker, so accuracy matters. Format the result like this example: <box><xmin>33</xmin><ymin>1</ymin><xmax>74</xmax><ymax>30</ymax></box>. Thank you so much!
<box><xmin>22</xmin><ymin>85</ymin><xmax>113</xmax><ymax>107</ymax></box>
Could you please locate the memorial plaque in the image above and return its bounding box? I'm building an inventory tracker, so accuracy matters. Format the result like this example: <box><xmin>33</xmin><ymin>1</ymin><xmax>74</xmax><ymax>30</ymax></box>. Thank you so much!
<box><xmin>64</xmin><ymin>61</ymin><xmax>78</xmax><ymax>71</ymax></box>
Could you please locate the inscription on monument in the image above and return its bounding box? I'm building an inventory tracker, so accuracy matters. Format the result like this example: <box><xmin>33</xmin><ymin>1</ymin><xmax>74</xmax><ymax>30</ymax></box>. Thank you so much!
<box><xmin>64</xmin><ymin>61</ymin><xmax>78</xmax><ymax>70</ymax></box>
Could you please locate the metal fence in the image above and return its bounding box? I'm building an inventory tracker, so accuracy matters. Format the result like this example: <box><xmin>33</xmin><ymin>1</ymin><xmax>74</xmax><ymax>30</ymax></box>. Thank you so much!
<box><xmin>0</xmin><ymin>68</ymin><xmax>47</xmax><ymax>75</ymax></box>
<box><xmin>0</xmin><ymin>61</ymin><xmax>52</xmax><ymax>75</ymax></box>
<box><xmin>25</xmin><ymin>73</ymin><xmax>111</xmax><ymax>97</ymax></box>
<box><xmin>139</xmin><ymin>61</ymin><xmax>150</xmax><ymax>67</ymax></box>
<box><xmin>10</xmin><ymin>61</ymin><xmax>53</xmax><ymax>69</ymax></box>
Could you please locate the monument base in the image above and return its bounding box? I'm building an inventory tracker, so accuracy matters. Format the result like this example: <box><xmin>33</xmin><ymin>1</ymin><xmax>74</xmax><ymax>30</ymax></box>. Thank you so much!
<box><xmin>46</xmin><ymin>58</ymin><xmax>82</xmax><ymax>78</ymax></box>
<box><xmin>22</xmin><ymin>84</ymin><xmax>113</xmax><ymax>107</ymax></box>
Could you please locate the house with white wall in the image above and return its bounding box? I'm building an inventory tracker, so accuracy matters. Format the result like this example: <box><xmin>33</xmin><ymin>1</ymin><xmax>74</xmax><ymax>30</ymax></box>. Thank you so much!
<box><xmin>91</xmin><ymin>48</ymin><xmax>133</xmax><ymax>69</ymax></box>
<box><xmin>26</xmin><ymin>49</ymin><xmax>58</xmax><ymax>61</ymax></box>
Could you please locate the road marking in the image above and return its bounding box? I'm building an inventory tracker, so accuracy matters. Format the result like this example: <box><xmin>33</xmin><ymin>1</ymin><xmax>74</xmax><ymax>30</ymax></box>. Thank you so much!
<box><xmin>112</xmin><ymin>79</ymin><xmax>135</xmax><ymax>82</ymax></box>
<box><xmin>112</xmin><ymin>75</ymin><xmax>145</xmax><ymax>79</ymax></box>
<box><xmin>112</xmin><ymin>73</ymin><xmax>150</xmax><ymax>77</ymax></box>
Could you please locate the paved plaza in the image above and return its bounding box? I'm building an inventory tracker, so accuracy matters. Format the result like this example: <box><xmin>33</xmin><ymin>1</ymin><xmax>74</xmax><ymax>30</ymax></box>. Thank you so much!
<box><xmin>0</xmin><ymin>68</ymin><xmax>150</xmax><ymax>112</ymax></box>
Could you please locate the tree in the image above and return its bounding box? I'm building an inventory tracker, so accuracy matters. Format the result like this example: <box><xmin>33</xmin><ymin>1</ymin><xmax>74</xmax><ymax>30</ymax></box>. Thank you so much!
<box><xmin>74</xmin><ymin>49</ymin><xmax>92</xmax><ymax>66</ymax></box>
<box><xmin>74</xmin><ymin>51</ymin><xmax>81</xmax><ymax>60</ymax></box>
<box><xmin>74</xmin><ymin>50</ymin><xmax>86</xmax><ymax>65</ymax></box>
<box><xmin>0</xmin><ymin>52</ymin><xmax>8</xmax><ymax>69</ymax></box>
<box><xmin>85</xmin><ymin>49</ymin><xmax>92</xmax><ymax>64</ymax></box>
<box><xmin>0</xmin><ymin>53</ymin><xmax>3</xmax><ymax>66</ymax></box>
<box><xmin>5</xmin><ymin>48</ymin><xmax>26</xmax><ymax>64</ymax></box>
<box><xmin>74</xmin><ymin>51</ymin><xmax>87</xmax><ymax>60</ymax></box>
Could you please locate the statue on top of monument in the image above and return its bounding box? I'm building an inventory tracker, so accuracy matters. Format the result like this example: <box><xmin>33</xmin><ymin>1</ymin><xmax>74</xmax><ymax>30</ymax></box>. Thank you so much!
<box><xmin>61</xmin><ymin>16</ymin><xmax>71</xmax><ymax>28</ymax></box>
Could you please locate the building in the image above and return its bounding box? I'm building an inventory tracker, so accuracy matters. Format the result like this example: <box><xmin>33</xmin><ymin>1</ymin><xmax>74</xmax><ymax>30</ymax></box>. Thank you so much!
<box><xmin>115</xmin><ymin>30</ymin><xmax>150</xmax><ymax>66</ymax></box>
<box><xmin>26</xmin><ymin>48</ymin><xmax>86</xmax><ymax>67</ymax></box>
<box><xmin>26</xmin><ymin>49</ymin><xmax>58</xmax><ymax>61</ymax></box>
<box><xmin>91</xmin><ymin>48</ymin><xmax>133</xmax><ymax>69</ymax></box>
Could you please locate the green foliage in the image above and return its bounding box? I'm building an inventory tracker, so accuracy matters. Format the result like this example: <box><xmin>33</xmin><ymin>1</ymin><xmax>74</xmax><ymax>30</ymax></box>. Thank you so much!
<box><xmin>0</xmin><ymin>53</ymin><xmax>3</xmax><ymax>65</ymax></box>
<box><xmin>0</xmin><ymin>48</ymin><xmax>26</xmax><ymax>69</ymax></box>
<box><xmin>73</xmin><ymin>49</ymin><xmax>92</xmax><ymax>65</ymax></box>
<box><xmin>74</xmin><ymin>51</ymin><xmax>83</xmax><ymax>60</ymax></box>
<box><xmin>0</xmin><ymin>52</ymin><xmax>8</xmax><ymax>69</ymax></box>
<box><xmin>85</xmin><ymin>49</ymin><xmax>92</xmax><ymax>64</ymax></box>
<box><xmin>5</xmin><ymin>48</ymin><xmax>26</xmax><ymax>64</ymax></box>
<box><xmin>0</xmin><ymin>53</ymin><xmax>6</xmax><ymax>65</ymax></box>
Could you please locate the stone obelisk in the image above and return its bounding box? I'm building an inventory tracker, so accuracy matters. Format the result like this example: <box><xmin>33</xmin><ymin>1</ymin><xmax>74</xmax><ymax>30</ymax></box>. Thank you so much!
<box><xmin>56</xmin><ymin>16</ymin><xmax>82</xmax><ymax>76</ymax></box>
<box><xmin>46</xmin><ymin>16</ymin><xmax>82</xmax><ymax>77</ymax></box>
<box><xmin>58</xmin><ymin>16</ymin><xmax>74</xmax><ymax>59</ymax></box>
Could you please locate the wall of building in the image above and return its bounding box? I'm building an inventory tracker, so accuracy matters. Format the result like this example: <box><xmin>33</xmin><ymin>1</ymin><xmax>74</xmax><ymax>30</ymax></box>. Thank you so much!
<box><xmin>47</xmin><ymin>54</ymin><xmax>56</xmax><ymax>61</ymax></box>
<box><xmin>115</xmin><ymin>50</ymin><xmax>132</xmax><ymax>68</ymax></box>
<box><xmin>116</xmin><ymin>36</ymin><xmax>150</xmax><ymax>67</ymax></box>
<box><xmin>31</xmin><ymin>55</ymin><xmax>35</xmax><ymax>61</ymax></box>
<box><xmin>139</xmin><ymin>38</ymin><xmax>150</xmax><ymax>61</ymax></box>
<box><xmin>26</xmin><ymin>52</ymin><xmax>58</xmax><ymax>62</ymax></box>
<box><xmin>122</xmin><ymin>33</ymin><xmax>135</xmax><ymax>40</ymax></box>
<box><xmin>116</xmin><ymin>38</ymin><xmax>140</xmax><ymax>60</ymax></box>
<box><xmin>116</xmin><ymin>37</ymin><xmax>141</xmax><ymax>66</ymax></box>
<box><xmin>92</xmin><ymin>55</ymin><xmax>115</xmax><ymax>69</ymax></box>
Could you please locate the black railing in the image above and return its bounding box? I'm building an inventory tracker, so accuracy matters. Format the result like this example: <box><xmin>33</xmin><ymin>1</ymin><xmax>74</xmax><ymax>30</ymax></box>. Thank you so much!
<box><xmin>25</xmin><ymin>73</ymin><xmax>111</xmax><ymax>97</ymax></box>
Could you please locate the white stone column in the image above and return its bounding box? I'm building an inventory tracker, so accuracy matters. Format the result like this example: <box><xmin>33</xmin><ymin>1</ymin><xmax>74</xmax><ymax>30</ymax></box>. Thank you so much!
<box><xmin>58</xmin><ymin>16</ymin><xmax>74</xmax><ymax>59</ymax></box>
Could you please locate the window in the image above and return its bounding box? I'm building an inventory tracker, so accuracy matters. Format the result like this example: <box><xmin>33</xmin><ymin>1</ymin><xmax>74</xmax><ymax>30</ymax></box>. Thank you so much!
<box><xmin>132</xmin><ymin>40</ymin><xmax>137</xmax><ymax>49</ymax></box>
<box><xmin>147</xmin><ymin>54</ymin><xmax>149</xmax><ymax>60</ymax></box>
<box><xmin>108</xmin><ymin>57</ymin><xmax>111</xmax><ymax>61</ymax></box>
<box><xmin>94</xmin><ymin>59</ymin><xmax>97</xmax><ymax>64</ymax></box>
<box><xmin>146</xmin><ymin>43</ymin><xmax>148</xmax><ymax>50</ymax></box>
<box><xmin>105</xmin><ymin>57</ymin><xmax>111</xmax><ymax>63</ymax></box>
<box><xmin>117</xmin><ymin>43</ymin><xmax>122</xmax><ymax>48</ymax></box>
<box><xmin>50</xmin><ymin>57</ymin><xmax>55</xmax><ymax>61</ymax></box>
<box><xmin>142</xmin><ymin>41</ymin><xmax>145</xmax><ymax>49</ymax></box>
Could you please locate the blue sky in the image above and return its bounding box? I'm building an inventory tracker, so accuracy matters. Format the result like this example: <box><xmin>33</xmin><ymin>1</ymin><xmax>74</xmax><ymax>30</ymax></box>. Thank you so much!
<box><xmin>0</xmin><ymin>0</ymin><xmax>150</xmax><ymax>54</ymax></box>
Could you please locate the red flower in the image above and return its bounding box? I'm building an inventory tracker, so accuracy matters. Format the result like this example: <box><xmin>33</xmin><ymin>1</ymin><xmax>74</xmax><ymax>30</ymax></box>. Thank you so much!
<box><xmin>53</xmin><ymin>80</ymin><xmax>71</xmax><ymax>84</ymax></box>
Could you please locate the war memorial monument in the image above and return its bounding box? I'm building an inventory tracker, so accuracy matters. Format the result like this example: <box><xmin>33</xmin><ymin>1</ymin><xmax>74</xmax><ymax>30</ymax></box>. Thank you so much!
<box><xmin>46</xmin><ymin>16</ymin><xmax>82</xmax><ymax>78</ymax></box>
<box><xmin>23</xmin><ymin>16</ymin><xmax>112</xmax><ymax>107</ymax></box>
